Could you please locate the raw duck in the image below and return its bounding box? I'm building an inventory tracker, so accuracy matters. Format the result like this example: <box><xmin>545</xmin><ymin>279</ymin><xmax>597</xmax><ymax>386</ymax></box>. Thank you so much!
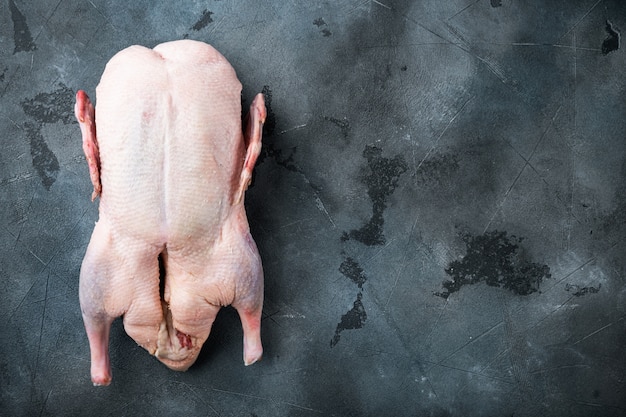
<box><xmin>74</xmin><ymin>40</ymin><xmax>266</xmax><ymax>386</ymax></box>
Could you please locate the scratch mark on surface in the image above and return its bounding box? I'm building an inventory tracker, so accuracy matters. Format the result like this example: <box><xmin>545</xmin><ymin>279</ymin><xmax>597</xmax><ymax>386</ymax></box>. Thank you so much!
<box><xmin>423</xmin><ymin>298</ymin><xmax>449</xmax><ymax>351</ymax></box>
<box><xmin>2</xmin><ymin>155</ymin><xmax>88</xmax><ymax>187</ymax></box>
<box><xmin>470</xmin><ymin>271</ymin><xmax>611</xmax><ymax>387</ymax></box>
<box><xmin>33</xmin><ymin>272</ymin><xmax>50</xmax><ymax>392</ymax></box>
<box><xmin>430</xmin><ymin>320</ymin><xmax>504</xmax><ymax>370</ymax></box>
<box><xmin>442</xmin><ymin>22</ymin><xmax>512</xmax><ymax>86</ymax></box>
<box><xmin>13</xmin><ymin>192</ymin><xmax>35</xmax><ymax>250</ymax></box>
<box><xmin>41</xmin><ymin>0</ymin><xmax>65</xmax><ymax>32</ymax></box>
<box><xmin>210</xmin><ymin>386</ymin><xmax>323</xmax><ymax>413</ymax></box>
<box><xmin>474</xmin><ymin>258</ymin><xmax>610</xmax><ymax>380</ymax></box>
<box><xmin>262</xmin><ymin>309</ymin><xmax>282</xmax><ymax>327</ymax></box>
<box><xmin>473</xmin><ymin>53</ymin><xmax>508</xmax><ymax>84</ymax></box>
<box><xmin>38</xmin><ymin>389</ymin><xmax>52</xmax><ymax>417</ymax></box>
<box><xmin>314</xmin><ymin>194</ymin><xmax>337</xmax><ymax>229</ymax></box>
<box><xmin>431</xmin><ymin>362</ymin><xmax>515</xmax><ymax>384</ymax></box>
<box><xmin>281</xmin><ymin>401</ymin><xmax>324</xmax><ymax>413</ymax></box>
<box><xmin>568</xmin><ymin>399</ymin><xmax>624</xmax><ymax>409</ymax></box>
<box><xmin>501</xmin><ymin>297</ymin><xmax>534</xmax><ymax>401</ymax></box>
<box><xmin>4</xmin><ymin>224</ymin><xmax>47</xmax><ymax>273</ymax></box>
<box><xmin>527</xmin><ymin>295</ymin><xmax>576</xmax><ymax>330</ymax></box>
<box><xmin>501</xmin><ymin>139</ymin><xmax>582</xmax><ymax>227</ymax></box>
<box><xmin>519</xmin><ymin>256</ymin><xmax>602</xmax><ymax>331</ymax></box>
<box><xmin>446</xmin><ymin>0</ymin><xmax>481</xmax><ymax>21</ymax></box>
<box><xmin>206</xmin><ymin>16</ymin><xmax>225</xmax><ymax>36</ymax></box>
<box><xmin>572</xmin><ymin>317</ymin><xmax>624</xmax><ymax>345</ymax></box>
<box><xmin>367</xmin><ymin>0</ymin><xmax>454</xmax><ymax>50</ymax></box>
<box><xmin>39</xmin><ymin>207</ymin><xmax>89</xmax><ymax>274</ymax></box>
<box><xmin>243</xmin><ymin>9</ymin><xmax>261</xmax><ymax>44</ymax></box>
<box><xmin>279</xmin><ymin>123</ymin><xmax>308</xmax><ymax>135</ymax></box>
<box><xmin>275</xmin><ymin>311</ymin><xmax>306</xmax><ymax>319</ymax></box>
<box><xmin>279</xmin><ymin>218</ymin><xmax>314</xmax><ymax>229</ymax></box>
<box><xmin>473</xmin><ymin>41</ymin><xmax>600</xmax><ymax>52</ymax></box>
<box><xmin>5</xmin><ymin>207</ymin><xmax>89</xmax><ymax>321</ymax></box>
<box><xmin>484</xmin><ymin>106</ymin><xmax>562</xmax><ymax>233</ymax></box>
<box><xmin>362</xmin><ymin>237</ymin><xmax>396</xmax><ymax>267</ymax></box>
<box><xmin>416</xmin><ymin>95</ymin><xmax>473</xmax><ymax>174</ymax></box>
<box><xmin>529</xmin><ymin>364</ymin><xmax>591</xmax><ymax>375</ymax></box>
<box><xmin>506</xmin><ymin>147</ymin><xmax>583</xmax><ymax>238</ymax></box>
<box><xmin>356</xmin><ymin>41</ymin><xmax>452</xmax><ymax>50</ymax></box>
<box><xmin>211</xmin><ymin>387</ymin><xmax>269</xmax><ymax>400</ymax></box>
<box><xmin>544</xmin><ymin>256</ymin><xmax>596</xmax><ymax>293</ymax></box>
<box><xmin>569</xmin><ymin>32</ymin><xmax>577</xmax><ymax>252</ymax></box>
<box><xmin>87</xmin><ymin>0</ymin><xmax>117</xmax><ymax>29</ymax></box>
<box><xmin>558</xmin><ymin>0</ymin><xmax>603</xmax><ymax>42</ymax></box>
<box><xmin>260</xmin><ymin>366</ymin><xmax>312</xmax><ymax>377</ymax></box>
<box><xmin>1</xmin><ymin>66</ymin><xmax>18</xmax><ymax>98</ymax></box>
<box><xmin>171</xmin><ymin>381</ymin><xmax>220</xmax><ymax>416</ymax></box>
<box><xmin>371</xmin><ymin>0</ymin><xmax>392</xmax><ymax>10</ymax></box>
<box><xmin>384</xmin><ymin>215</ymin><xmax>419</xmax><ymax>308</ymax></box>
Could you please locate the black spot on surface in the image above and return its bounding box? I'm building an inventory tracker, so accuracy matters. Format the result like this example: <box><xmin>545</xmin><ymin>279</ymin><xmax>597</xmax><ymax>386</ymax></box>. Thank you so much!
<box><xmin>330</xmin><ymin>292</ymin><xmax>367</xmax><ymax>347</ymax></box>
<box><xmin>346</xmin><ymin>146</ymin><xmax>407</xmax><ymax>246</ymax></box>
<box><xmin>435</xmin><ymin>231</ymin><xmax>551</xmax><ymax>298</ymax></box>
<box><xmin>191</xmin><ymin>9</ymin><xmax>213</xmax><ymax>31</ymax></box>
<box><xmin>325</xmin><ymin>4</ymin><xmax>412</xmax><ymax>350</ymax></box>
<box><xmin>313</xmin><ymin>18</ymin><xmax>326</xmax><ymax>27</ymax></box>
<box><xmin>254</xmin><ymin>86</ymin><xmax>283</xmax><ymax>170</ymax></box>
<box><xmin>490</xmin><ymin>0</ymin><xmax>502</xmax><ymax>7</ymax></box>
<box><xmin>415</xmin><ymin>153</ymin><xmax>460</xmax><ymax>186</ymax></box>
<box><xmin>313</xmin><ymin>17</ymin><xmax>331</xmax><ymax>36</ymax></box>
<box><xmin>261</xmin><ymin>85</ymin><xmax>276</xmax><ymax>137</ymax></box>
<box><xmin>400</xmin><ymin>65</ymin><xmax>407</xmax><ymax>71</ymax></box>
<box><xmin>565</xmin><ymin>283</ymin><xmax>601</xmax><ymax>297</ymax></box>
<box><xmin>325</xmin><ymin>116</ymin><xmax>350</xmax><ymax>139</ymax></box>
<box><xmin>9</xmin><ymin>0</ymin><xmax>37</xmax><ymax>54</ymax></box>
<box><xmin>21</xmin><ymin>83</ymin><xmax>75</xmax><ymax>125</ymax></box>
<box><xmin>262</xmin><ymin>143</ymin><xmax>299</xmax><ymax>172</ymax></box>
<box><xmin>21</xmin><ymin>84</ymin><xmax>75</xmax><ymax>189</ymax></box>
<box><xmin>24</xmin><ymin>122</ymin><xmax>59</xmax><ymax>190</ymax></box>
<box><xmin>339</xmin><ymin>257</ymin><xmax>367</xmax><ymax>289</ymax></box>
<box><xmin>0</xmin><ymin>67</ymin><xmax>7</xmax><ymax>82</ymax></box>
<box><xmin>602</xmin><ymin>20</ymin><xmax>620</xmax><ymax>55</ymax></box>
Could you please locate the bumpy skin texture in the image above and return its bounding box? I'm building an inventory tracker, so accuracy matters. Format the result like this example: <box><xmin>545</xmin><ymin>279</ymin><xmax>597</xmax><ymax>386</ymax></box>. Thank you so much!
<box><xmin>75</xmin><ymin>40</ymin><xmax>266</xmax><ymax>386</ymax></box>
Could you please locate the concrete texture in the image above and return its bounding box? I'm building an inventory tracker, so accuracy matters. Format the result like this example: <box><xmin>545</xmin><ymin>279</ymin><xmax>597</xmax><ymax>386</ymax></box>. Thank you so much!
<box><xmin>1</xmin><ymin>1</ymin><xmax>625</xmax><ymax>416</ymax></box>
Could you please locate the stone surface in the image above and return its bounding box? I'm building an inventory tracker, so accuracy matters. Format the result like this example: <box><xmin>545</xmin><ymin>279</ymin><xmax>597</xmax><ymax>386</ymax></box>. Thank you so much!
<box><xmin>1</xmin><ymin>1</ymin><xmax>625</xmax><ymax>415</ymax></box>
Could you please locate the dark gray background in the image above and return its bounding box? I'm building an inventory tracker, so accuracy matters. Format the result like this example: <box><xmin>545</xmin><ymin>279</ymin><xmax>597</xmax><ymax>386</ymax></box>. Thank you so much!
<box><xmin>1</xmin><ymin>1</ymin><xmax>625</xmax><ymax>416</ymax></box>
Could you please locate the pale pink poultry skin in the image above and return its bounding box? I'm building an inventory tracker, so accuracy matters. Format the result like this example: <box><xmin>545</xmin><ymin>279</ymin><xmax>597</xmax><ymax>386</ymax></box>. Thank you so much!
<box><xmin>74</xmin><ymin>40</ymin><xmax>266</xmax><ymax>386</ymax></box>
